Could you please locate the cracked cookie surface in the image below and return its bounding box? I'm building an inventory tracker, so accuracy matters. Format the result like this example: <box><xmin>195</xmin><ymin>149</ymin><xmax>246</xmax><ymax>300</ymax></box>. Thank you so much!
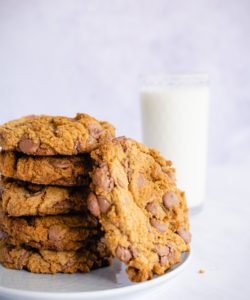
<box><xmin>0</xmin><ymin>114</ymin><xmax>115</xmax><ymax>155</ymax></box>
<box><xmin>0</xmin><ymin>205</ymin><xmax>100</xmax><ymax>251</ymax></box>
<box><xmin>0</xmin><ymin>151</ymin><xmax>91</xmax><ymax>186</ymax></box>
<box><xmin>87</xmin><ymin>137</ymin><xmax>191</xmax><ymax>282</ymax></box>
<box><xmin>0</xmin><ymin>238</ymin><xmax>112</xmax><ymax>274</ymax></box>
<box><xmin>0</xmin><ymin>178</ymin><xmax>90</xmax><ymax>216</ymax></box>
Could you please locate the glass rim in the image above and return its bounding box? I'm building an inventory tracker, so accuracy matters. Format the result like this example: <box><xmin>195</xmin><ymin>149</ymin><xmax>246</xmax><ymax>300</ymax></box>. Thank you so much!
<box><xmin>140</xmin><ymin>73</ymin><xmax>209</xmax><ymax>87</ymax></box>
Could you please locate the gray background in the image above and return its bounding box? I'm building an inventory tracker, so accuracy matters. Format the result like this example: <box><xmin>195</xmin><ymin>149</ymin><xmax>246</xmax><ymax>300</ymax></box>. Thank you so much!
<box><xmin>0</xmin><ymin>0</ymin><xmax>249</xmax><ymax>166</ymax></box>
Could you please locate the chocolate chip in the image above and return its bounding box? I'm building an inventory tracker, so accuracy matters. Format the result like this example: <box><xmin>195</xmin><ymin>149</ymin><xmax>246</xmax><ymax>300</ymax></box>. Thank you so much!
<box><xmin>0</xmin><ymin>231</ymin><xmax>8</xmax><ymax>239</ymax></box>
<box><xmin>155</xmin><ymin>244</ymin><xmax>175</xmax><ymax>265</ymax></box>
<box><xmin>160</xmin><ymin>255</ymin><xmax>169</xmax><ymax>265</ymax></box>
<box><xmin>155</xmin><ymin>244</ymin><xmax>170</xmax><ymax>257</ymax></box>
<box><xmin>137</xmin><ymin>174</ymin><xmax>145</xmax><ymax>188</ymax></box>
<box><xmin>17</xmin><ymin>250</ymin><xmax>30</xmax><ymax>269</ymax></box>
<box><xmin>146</xmin><ymin>202</ymin><xmax>159</xmax><ymax>215</ymax></box>
<box><xmin>177</xmin><ymin>227</ymin><xmax>192</xmax><ymax>244</ymax></box>
<box><xmin>92</xmin><ymin>164</ymin><xmax>114</xmax><ymax>192</ymax></box>
<box><xmin>87</xmin><ymin>192</ymin><xmax>100</xmax><ymax>217</ymax></box>
<box><xmin>48</xmin><ymin>225</ymin><xmax>64</xmax><ymax>241</ymax></box>
<box><xmin>115</xmin><ymin>245</ymin><xmax>132</xmax><ymax>263</ymax></box>
<box><xmin>130</xmin><ymin>246</ymin><xmax>139</xmax><ymax>258</ymax></box>
<box><xmin>51</xmin><ymin>160</ymin><xmax>71</xmax><ymax>169</ymax></box>
<box><xmin>53</xmin><ymin>200</ymin><xmax>74</xmax><ymax>210</ymax></box>
<box><xmin>163</xmin><ymin>192</ymin><xmax>178</xmax><ymax>209</ymax></box>
<box><xmin>97</xmin><ymin>196</ymin><xmax>111</xmax><ymax>213</ymax></box>
<box><xmin>150</xmin><ymin>219</ymin><xmax>168</xmax><ymax>233</ymax></box>
<box><xmin>168</xmin><ymin>247</ymin><xmax>176</xmax><ymax>262</ymax></box>
<box><xmin>2</xmin><ymin>247</ymin><xmax>14</xmax><ymax>264</ymax></box>
<box><xmin>19</xmin><ymin>137</ymin><xmax>39</xmax><ymax>154</ymax></box>
<box><xmin>88</xmin><ymin>123</ymin><xmax>103</xmax><ymax>139</ymax></box>
<box><xmin>74</xmin><ymin>140</ymin><xmax>82</xmax><ymax>153</ymax></box>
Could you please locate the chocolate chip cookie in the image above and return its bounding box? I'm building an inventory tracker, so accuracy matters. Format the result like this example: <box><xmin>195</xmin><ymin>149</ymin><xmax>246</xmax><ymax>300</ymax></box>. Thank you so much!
<box><xmin>0</xmin><ymin>178</ymin><xmax>90</xmax><ymax>216</ymax></box>
<box><xmin>87</xmin><ymin>137</ymin><xmax>191</xmax><ymax>282</ymax></box>
<box><xmin>0</xmin><ymin>205</ymin><xmax>100</xmax><ymax>251</ymax></box>
<box><xmin>0</xmin><ymin>151</ymin><xmax>91</xmax><ymax>186</ymax></box>
<box><xmin>0</xmin><ymin>114</ymin><xmax>115</xmax><ymax>156</ymax></box>
<box><xmin>0</xmin><ymin>238</ymin><xmax>112</xmax><ymax>274</ymax></box>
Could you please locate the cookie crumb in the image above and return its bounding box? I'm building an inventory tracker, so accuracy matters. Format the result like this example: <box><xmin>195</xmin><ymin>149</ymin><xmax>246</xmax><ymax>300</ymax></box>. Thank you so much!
<box><xmin>198</xmin><ymin>268</ymin><xmax>205</xmax><ymax>274</ymax></box>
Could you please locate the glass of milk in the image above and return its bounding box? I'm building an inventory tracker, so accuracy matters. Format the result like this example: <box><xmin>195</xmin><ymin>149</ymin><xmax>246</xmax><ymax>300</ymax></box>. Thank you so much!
<box><xmin>140</xmin><ymin>74</ymin><xmax>209</xmax><ymax>213</ymax></box>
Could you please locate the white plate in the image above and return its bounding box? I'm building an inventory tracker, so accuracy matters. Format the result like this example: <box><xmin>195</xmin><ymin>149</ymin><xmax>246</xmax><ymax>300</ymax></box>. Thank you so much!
<box><xmin>0</xmin><ymin>252</ymin><xmax>191</xmax><ymax>300</ymax></box>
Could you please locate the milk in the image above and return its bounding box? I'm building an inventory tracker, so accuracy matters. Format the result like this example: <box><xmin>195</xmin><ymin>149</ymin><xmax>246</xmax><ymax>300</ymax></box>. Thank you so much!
<box><xmin>141</xmin><ymin>75</ymin><xmax>209</xmax><ymax>212</ymax></box>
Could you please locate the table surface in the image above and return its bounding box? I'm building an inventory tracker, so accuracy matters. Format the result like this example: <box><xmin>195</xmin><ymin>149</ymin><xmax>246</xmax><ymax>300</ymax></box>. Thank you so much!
<box><xmin>1</xmin><ymin>165</ymin><xmax>249</xmax><ymax>300</ymax></box>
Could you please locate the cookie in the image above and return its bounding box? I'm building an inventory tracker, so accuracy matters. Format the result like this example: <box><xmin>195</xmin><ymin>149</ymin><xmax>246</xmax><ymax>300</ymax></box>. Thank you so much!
<box><xmin>0</xmin><ymin>151</ymin><xmax>91</xmax><ymax>186</ymax></box>
<box><xmin>0</xmin><ymin>238</ymin><xmax>112</xmax><ymax>274</ymax></box>
<box><xmin>0</xmin><ymin>113</ymin><xmax>115</xmax><ymax>156</ymax></box>
<box><xmin>87</xmin><ymin>137</ymin><xmax>191</xmax><ymax>282</ymax></box>
<box><xmin>0</xmin><ymin>178</ymin><xmax>89</xmax><ymax>217</ymax></box>
<box><xmin>0</xmin><ymin>205</ymin><xmax>100</xmax><ymax>251</ymax></box>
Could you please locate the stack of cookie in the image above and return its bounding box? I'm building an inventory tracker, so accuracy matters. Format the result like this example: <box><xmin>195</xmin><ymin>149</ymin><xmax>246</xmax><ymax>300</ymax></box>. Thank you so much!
<box><xmin>0</xmin><ymin>114</ymin><xmax>115</xmax><ymax>273</ymax></box>
<box><xmin>0</xmin><ymin>113</ymin><xmax>191</xmax><ymax>283</ymax></box>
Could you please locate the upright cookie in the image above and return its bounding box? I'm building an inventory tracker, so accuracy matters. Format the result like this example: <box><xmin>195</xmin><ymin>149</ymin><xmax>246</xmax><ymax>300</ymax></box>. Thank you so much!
<box><xmin>0</xmin><ymin>238</ymin><xmax>112</xmax><ymax>274</ymax></box>
<box><xmin>0</xmin><ymin>178</ymin><xmax>89</xmax><ymax>216</ymax></box>
<box><xmin>0</xmin><ymin>114</ymin><xmax>115</xmax><ymax>155</ymax></box>
<box><xmin>0</xmin><ymin>152</ymin><xmax>91</xmax><ymax>186</ymax></box>
<box><xmin>0</xmin><ymin>206</ymin><xmax>100</xmax><ymax>251</ymax></box>
<box><xmin>87</xmin><ymin>137</ymin><xmax>191</xmax><ymax>282</ymax></box>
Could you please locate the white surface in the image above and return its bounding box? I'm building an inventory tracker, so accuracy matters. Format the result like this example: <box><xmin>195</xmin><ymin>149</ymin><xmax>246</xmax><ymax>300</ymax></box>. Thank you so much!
<box><xmin>0</xmin><ymin>0</ymin><xmax>250</xmax><ymax>165</ymax></box>
<box><xmin>0</xmin><ymin>254</ymin><xmax>190</xmax><ymax>300</ymax></box>
<box><xmin>1</xmin><ymin>165</ymin><xmax>249</xmax><ymax>300</ymax></box>
<box><xmin>141</xmin><ymin>75</ymin><xmax>209</xmax><ymax>208</ymax></box>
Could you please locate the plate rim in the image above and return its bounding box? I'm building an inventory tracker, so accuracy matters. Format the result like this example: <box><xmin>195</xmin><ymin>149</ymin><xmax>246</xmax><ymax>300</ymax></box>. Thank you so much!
<box><xmin>0</xmin><ymin>251</ymin><xmax>191</xmax><ymax>299</ymax></box>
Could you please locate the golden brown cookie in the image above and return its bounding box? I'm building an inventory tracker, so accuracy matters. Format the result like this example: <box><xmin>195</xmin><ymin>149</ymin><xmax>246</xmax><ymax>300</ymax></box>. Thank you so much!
<box><xmin>0</xmin><ymin>178</ymin><xmax>89</xmax><ymax>217</ymax></box>
<box><xmin>0</xmin><ymin>114</ymin><xmax>115</xmax><ymax>156</ymax></box>
<box><xmin>0</xmin><ymin>205</ymin><xmax>100</xmax><ymax>251</ymax></box>
<box><xmin>0</xmin><ymin>151</ymin><xmax>91</xmax><ymax>186</ymax></box>
<box><xmin>87</xmin><ymin>137</ymin><xmax>191</xmax><ymax>282</ymax></box>
<box><xmin>0</xmin><ymin>238</ymin><xmax>112</xmax><ymax>274</ymax></box>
